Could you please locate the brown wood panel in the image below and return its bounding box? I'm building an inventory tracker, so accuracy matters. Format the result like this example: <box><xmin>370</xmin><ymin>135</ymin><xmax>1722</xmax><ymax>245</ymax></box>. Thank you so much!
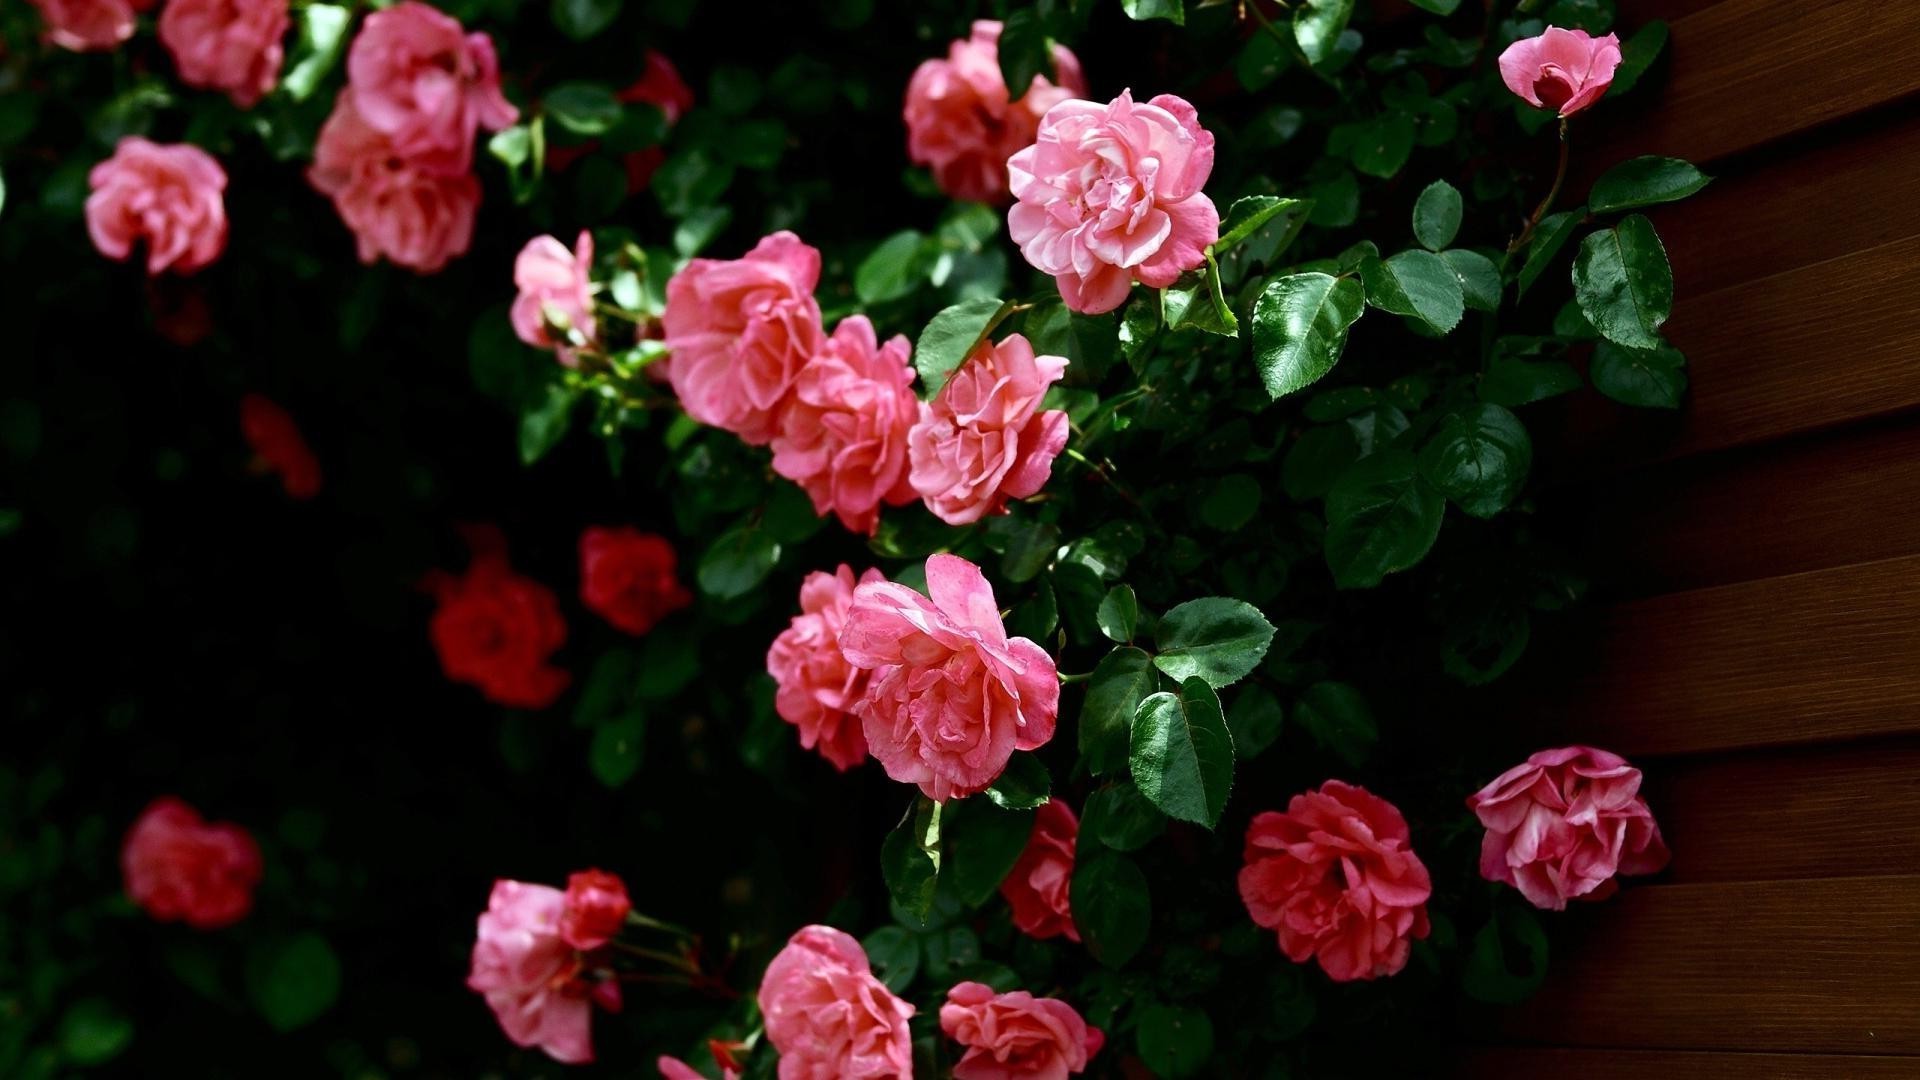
<box><xmin>1457</xmin><ymin>1049</ymin><xmax>1920</xmax><ymax>1079</ymax></box>
<box><xmin>1490</xmin><ymin>876</ymin><xmax>1920</xmax><ymax>1054</ymax></box>
<box><xmin>1550</xmin><ymin>554</ymin><xmax>1920</xmax><ymax>756</ymax></box>
<box><xmin>1618</xmin><ymin>0</ymin><xmax>1724</xmax><ymax>23</ymax></box>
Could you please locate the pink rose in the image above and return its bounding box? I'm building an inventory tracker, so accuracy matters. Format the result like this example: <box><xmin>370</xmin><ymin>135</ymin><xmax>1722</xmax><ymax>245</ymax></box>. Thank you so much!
<box><xmin>907</xmin><ymin>333</ymin><xmax>1069</xmax><ymax>526</ymax></box>
<box><xmin>27</xmin><ymin>0</ymin><xmax>152</xmax><ymax>51</ymax></box>
<box><xmin>659</xmin><ymin>1057</ymin><xmax>739</xmax><ymax>1080</ymax></box>
<box><xmin>758</xmin><ymin>925</ymin><xmax>915</xmax><ymax>1080</ymax></box>
<box><xmin>1467</xmin><ymin>745</ymin><xmax>1670</xmax><ymax>910</ymax></box>
<box><xmin>308</xmin><ymin>94</ymin><xmax>481</xmax><ymax>273</ymax></box>
<box><xmin>939</xmin><ymin>982</ymin><xmax>1104</xmax><ymax>1080</ymax></box>
<box><xmin>86</xmin><ymin>137</ymin><xmax>228</xmax><ymax>276</ymax></box>
<box><xmin>158</xmin><ymin>0</ymin><xmax>290</xmax><ymax>109</ymax></box>
<box><xmin>344</xmin><ymin>1</ymin><xmax>517</xmax><ymax>170</ymax></box>
<box><xmin>1009</xmin><ymin>90</ymin><xmax>1219</xmax><ymax>315</ymax></box>
<box><xmin>559</xmin><ymin>868</ymin><xmax>631</xmax><ymax>951</ymax></box>
<box><xmin>903</xmin><ymin>20</ymin><xmax>1087</xmax><ymax>204</ymax></box>
<box><xmin>1238</xmin><ymin>781</ymin><xmax>1432</xmax><ymax>983</ymax></box>
<box><xmin>121</xmin><ymin>797</ymin><xmax>262</xmax><ymax>930</ymax></box>
<box><xmin>512</xmin><ymin>231</ymin><xmax>597</xmax><ymax>366</ymax></box>
<box><xmin>1000</xmin><ymin>799</ymin><xmax>1079</xmax><ymax>942</ymax></box>
<box><xmin>1498</xmin><ymin>27</ymin><xmax>1623</xmax><ymax>118</ymax></box>
<box><xmin>769</xmin><ymin>316</ymin><xmax>919</xmax><ymax>535</ymax></box>
<box><xmin>467</xmin><ymin>879</ymin><xmax>620</xmax><ymax>1065</ymax></box>
<box><xmin>766</xmin><ymin>566</ymin><xmax>885</xmax><ymax>772</ymax></box>
<box><xmin>662</xmin><ymin>231</ymin><xmax>825</xmax><ymax>445</ymax></box>
<box><xmin>840</xmin><ymin>554</ymin><xmax>1059</xmax><ymax>801</ymax></box>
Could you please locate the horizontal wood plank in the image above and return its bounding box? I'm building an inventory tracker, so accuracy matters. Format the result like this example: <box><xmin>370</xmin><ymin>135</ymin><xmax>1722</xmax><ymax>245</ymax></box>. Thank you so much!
<box><xmin>1457</xmin><ymin>1048</ymin><xmax>1920</xmax><ymax>1079</ymax></box>
<box><xmin>1489</xmin><ymin>876</ymin><xmax>1920</xmax><ymax>1054</ymax></box>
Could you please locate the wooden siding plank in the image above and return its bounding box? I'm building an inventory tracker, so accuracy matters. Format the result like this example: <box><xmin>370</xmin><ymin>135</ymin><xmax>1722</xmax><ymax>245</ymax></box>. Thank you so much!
<box><xmin>1456</xmin><ymin>1048</ymin><xmax>1920</xmax><ymax>1079</ymax></box>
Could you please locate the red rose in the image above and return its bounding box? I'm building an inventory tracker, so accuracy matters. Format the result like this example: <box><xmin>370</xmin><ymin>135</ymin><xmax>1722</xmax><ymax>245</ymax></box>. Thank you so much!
<box><xmin>1000</xmin><ymin>799</ymin><xmax>1079</xmax><ymax>942</ymax></box>
<box><xmin>425</xmin><ymin>528</ymin><xmax>570</xmax><ymax>708</ymax></box>
<box><xmin>239</xmin><ymin>393</ymin><xmax>322</xmax><ymax>499</ymax></box>
<box><xmin>579</xmin><ymin>526</ymin><xmax>693</xmax><ymax>636</ymax></box>
<box><xmin>559</xmin><ymin>868</ymin><xmax>631</xmax><ymax>951</ymax></box>
<box><xmin>121</xmin><ymin>797</ymin><xmax>262</xmax><ymax>929</ymax></box>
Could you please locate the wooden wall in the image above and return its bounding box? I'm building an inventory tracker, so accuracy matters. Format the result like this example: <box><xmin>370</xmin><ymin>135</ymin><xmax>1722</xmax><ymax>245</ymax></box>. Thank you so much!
<box><xmin>1458</xmin><ymin>0</ymin><xmax>1920</xmax><ymax>1074</ymax></box>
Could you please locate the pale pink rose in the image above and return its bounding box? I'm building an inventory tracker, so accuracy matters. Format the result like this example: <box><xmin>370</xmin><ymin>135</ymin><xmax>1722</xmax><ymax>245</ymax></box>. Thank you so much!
<box><xmin>1467</xmin><ymin>745</ymin><xmax>1670</xmax><ymax>910</ymax></box>
<box><xmin>907</xmin><ymin>333</ymin><xmax>1068</xmax><ymax>526</ymax></box>
<box><xmin>158</xmin><ymin>0</ymin><xmax>290</xmax><ymax>108</ymax></box>
<box><xmin>28</xmin><ymin>0</ymin><xmax>154</xmax><ymax>50</ymax></box>
<box><xmin>467</xmin><ymin>879</ymin><xmax>619</xmax><ymax>1065</ymax></box>
<box><xmin>1238</xmin><ymin>781</ymin><xmax>1432</xmax><ymax>983</ymax></box>
<box><xmin>840</xmin><ymin>554</ymin><xmax>1059</xmax><ymax>801</ymax></box>
<box><xmin>308</xmin><ymin>94</ymin><xmax>480</xmax><ymax>273</ymax></box>
<box><xmin>904</xmin><ymin>20</ymin><xmax>1087</xmax><ymax>204</ymax></box>
<box><xmin>758</xmin><ymin>925</ymin><xmax>915</xmax><ymax>1080</ymax></box>
<box><xmin>769</xmin><ymin>316</ymin><xmax>919</xmax><ymax>535</ymax></box>
<box><xmin>345</xmin><ymin>1</ymin><xmax>517</xmax><ymax>170</ymax></box>
<box><xmin>1000</xmin><ymin>799</ymin><xmax>1079</xmax><ymax>942</ymax></box>
<box><xmin>662</xmin><ymin>231</ymin><xmax>825</xmax><ymax>445</ymax></box>
<box><xmin>1008</xmin><ymin>90</ymin><xmax>1219</xmax><ymax>315</ymax></box>
<box><xmin>940</xmin><ymin>982</ymin><xmax>1104</xmax><ymax>1080</ymax></box>
<box><xmin>512</xmin><ymin>231</ymin><xmax>597</xmax><ymax>366</ymax></box>
<box><xmin>1498</xmin><ymin>27</ymin><xmax>1623</xmax><ymax>118</ymax></box>
<box><xmin>766</xmin><ymin>566</ymin><xmax>886</xmax><ymax>772</ymax></box>
<box><xmin>86</xmin><ymin>137</ymin><xmax>228</xmax><ymax>276</ymax></box>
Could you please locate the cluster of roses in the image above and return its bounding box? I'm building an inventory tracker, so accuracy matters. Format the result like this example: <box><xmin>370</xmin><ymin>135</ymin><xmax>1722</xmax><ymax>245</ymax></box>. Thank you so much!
<box><xmin>30</xmin><ymin>0</ymin><xmax>287</xmax><ymax>105</ymax></box>
<box><xmin>466</xmin><ymin>870</ymin><xmax>635</xmax><ymax>1065</ymax></box>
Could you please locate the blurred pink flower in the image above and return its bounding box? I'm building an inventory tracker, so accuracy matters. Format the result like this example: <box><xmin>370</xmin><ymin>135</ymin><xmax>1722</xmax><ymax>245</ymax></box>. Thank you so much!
<box><xmin>86</xmin><ymin>137</ymin><xmax>228</xmax><ymax>276</ymax></box>
<box><xmin>904</xmin><ymin>20</ymin><xmax>1086</xmax><ymax>204</ymax></box>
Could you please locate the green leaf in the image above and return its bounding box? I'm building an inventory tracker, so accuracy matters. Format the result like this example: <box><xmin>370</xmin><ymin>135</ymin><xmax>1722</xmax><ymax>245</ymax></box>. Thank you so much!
<box><xmin>1293</xmin><ymin>0</ymin><xmax>1354</xmax><ymax>64</ymax></box>
<box><xmin>1294</xmin><ymin>681</ymin><xmax>1376</xmax><ymax>767</ymax></box>
<box><xmin>1097</xmin><ymin>585</ymin><xmax>1139</xmax><ymax>643</ymax></box>
<box><xmin>673</xmin><ymin>205</ymin><xmax>732</xmax><ymax>259</ymax></box>
<box><xmin>1161</xmin><ymin>250</ymin><xmax>1238</xmax><ymax>337</ymax></box>
<box><xmin>1350</xmin><ymin>112</ymin><xmax>1415</xmax><ymax>179</ymax></box>
<box><xmin>1136</xmin><ymin>1004</ymin><xmax>1214</xmax><ymax>1079</ymax></box>
<box><xmin>573</xmin><ymin>648</ymin><xmax>638</xmax><ymax>726</ymax></box>
<box><xmin>1153</xmin><ymin>598</ymin><xmax>1275</xmax><ymax>689</ymax></box>
<box><xmin>856</xmin><ymin>230</ymin><xmax>929</xmax><ymax>305</ymax></box>
<box><xmin>1235</xmin><ymin>29</ymin><xmax>1292</xmax><ymax>92</ymax></box>
<box><xmin>1121</xmin><ymin>0</ymin><xmax>1184</xmax><ymax>23</ymax></box>
<box><xmin>1070</xmin><ymin>852</ymin><xmax>1151</xmax><ymax>967</ymax></box>
<box><xmin>1573</xmin><ymin>214</ymin><xmax>1672</xmax><ymax>349</ymax></box>
<box><xmin>708</xmin><ymin>65</ymin><xmax>763</xmax><ymax>115</ymax></box>
<box><xmin>996</xmin><ymin>517</ymin><xmax>1060</xmax><ymax>583</ymax></box>
<box><xmin>1251</xmin><ymin>273</ymin><xmax>1366</xmax><ymax>400</ymax></box>
<box><xmin>1226</xmin><ymin>685</ymin><xmax>1284</xmax><ymax>760</ymax></box>
<box><xmin>589</xmin><ymin>710</ymin><xmax>645</xmax><ymax>787</ymax></box>
<box><xmin>1199</xmin><ymin>473</ymin><xmax>1262</xmax><ymax>532</ymax></box>
<box><xmin>984</xmin><ymin>753</ymin><xmax>1051</xmax><ymax>810</ymax></box>
<box><xmin>1442</xmin><ymin>249</ymin><xmax>1502</xmax><ymax>312</ymax></box>
<box><xmin>518</xmin><ymin>382</ymin><xmax>577</xmax><ymax>465</ymax></box>
<box><xmin>1324</xmin><ymin>449</ymin><xmax>1444</xmax><ymax>589</ymax></box>
<box><xmin>489</xmin><ymin>120</ymin><xmax>544</xmax><ymax>205</ymax></box>
<box><xmin>915</xmin><ymin>297</ymin><xmax>1008</xmax><ymax>396</ymax></box>
<box><xmin>882</xmin><ymin>799</ymin><xmax>943</xmax><ymax>922</ymax></box>
<box><xmin>1418</xmin><ymin>403</ymin><xmax>1532</xmax><ymax>518</ymax></box>
<box><xmin>58</xmin><ymin>999</ymin><xmax>133</xmax><ymax>1066</ymax></box>
<box><xmin>248</xmin><ymin>934</ymin><xmax>341</xmax><ymax>1032</ymax></box>
<box><xmin>1412</xmin><ymin>180</ymin><xmax>1463</xmax><ymax>251</ymax></box>
<box><xmin>551</xmin><ymin>0</ymin><xmax>621</xmax><ymax>40</ymax></box>
<box><xmin>1361</xmin><ymin>250</ymin><xmax>1465</xmax><ymax>334</ymax></box>
<box><xmin>1609</xmin><ymin>19</ymin><xmax>1668</xmax><ymax>97</ymax></box>
<box><xmin>1479</xmin><ymin>357</ymin><xmax>1581</xmax><ymax>406</ymax></box>
<box><xmin>543</xmin><ymin>82</ymin><xmax>622</xmax><ymax>136</ymax></box>
<box><xmin>652</xmin><ymin>147</ymin><xmax>733</xmax><ymax>216</ymax></box>
<box><xmin>1463</xmin><ymin>906</ymin><xmax>1550</xmax><ymax>1004</ymax></box>
<box><xmin>1406</xmin><ymin>0</ymin><xmax>1462</xmax><ymax>11</ymax></box>
<box><xmin>1589</xmin><ymin>155</ymin><xmax>1710</xmax><ymax>214</ymax></box>
<box><xmin>1216</xmin><ymin>196</ymin><xmax>1310</xmax><ymax>254</ymax></box>
<box><xmin>1283</xmin><ymin>423</ymin><xmax>1360</xmax><ymax>500</ymax></box>
<box><xmin>998</xmin><ymin>8</ymin><xmax>1052</xmax><ymax>97</ymax></box>
<box><xmin>1591</xmin><ymin>340</ymin><xmax>1687</xmax><ymax>408</ymax></box>
<box><xmin>1517</xmin><ymin>208</ymin><xmax>1583</xmax><ymax>298</ymax></box>
<box><xmin>942</xmin><ymin>799</ymin><xmax>1035</xmax><ymax>907</ymax></box>
<box><xmin>697</xmin><ymin>526</ymin><xmax>780</xmax><ymax>600</ymax></box>
<box><xmin>280</xmin><ymin>5</ymin><xmax>352</xmax><ymax>102</ymax></box>
<box><xmin>1130</xmin><ymin>677</ymin><xmax>1235</xmax><ymax>828</ymax></box>
<box><xmin>862</xmin><ymin>926</ymin><xmax>921</xmax><ymax>993</ymax></box>
<box><xmin>1081</xmin><ymin>782</ymin><xmax>1166</xmax><ymax>852</ymax></box>
<box><xmin>1080</xmin><ymin>646</ymin><xmax>1157</xmax><ymax>776</ymax></box>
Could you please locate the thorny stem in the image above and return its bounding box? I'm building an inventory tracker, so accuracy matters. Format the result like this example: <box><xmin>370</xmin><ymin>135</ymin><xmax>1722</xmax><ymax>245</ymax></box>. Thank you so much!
<box><xmin>1508</xmin><ymin>118</ymin><xmax>1571</xmax><ymax>255</ymax></box>
<box><xmin>1062</xmin><ymin>446</ymin><xmax>1146</xmax><ymax>515</ymax></box>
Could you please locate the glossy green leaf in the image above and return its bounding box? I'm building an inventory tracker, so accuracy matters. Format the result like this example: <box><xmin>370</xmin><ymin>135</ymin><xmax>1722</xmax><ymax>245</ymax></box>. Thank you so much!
<box><xmin>1609</xmin><ymin>19</ymin><xmax>1668</xmax><ymax>97</ymax></box>
<box><xmin>1097</xmin><ymin>585</ymin><xmax>1138</xmax><ymax>643</ymax></box>
<box><xmin>998</xmin><ymin>9</ymin><xmax>1053</xmax><ymax>97</ymax></box>
<box><xmin>1517</xmin><ymin>208</ymin><xmax>1583</xmax><ymax>298</ymax></box>
<box><xmin>1226</xmin><ymin>685</ymin><xmax>1285</xmax><ymax>759</ymax></box>
<box><xmin>1418</xmin><ymin>403</ymin><xmax>1532</xmax><ymax>518</ymax></box>
<box><xmin>861</xmin><ymin>926</ymin><xmax>920</xmax><ymax>993</ymax></box>
<box><xmin>1406</xmin><ymin>0</ymin><xmax>1462</xmax><ymax>11</ymax></box>
<box><xmin>589</xmin><ymin>711</ymin><xmax>645</xmax><ymax>787</ymax></box>
<box><xmin>1079</xmin><ymin>646</ymin><xmax>1157</xmax><ymax>776</ymax></box>
<box><xmin>1293</xmin><ymin>680</ymin><xmax>1376</xmax><ymax>767</ymax></box>
<box><xmin>1216</xmin><ymin>196</ymin><xmax>1310</xmax><ymax>254</ymax></box>
<box><xmin>1350</xmin><ymin>111</ymin><xmax>1415</xmax><ymax>178</ymax></box>
<box><xmin>984</xmin><ymin>752</ymin><xmax>1051</xmax><ymax>810</ymax></box>
<box><xmin>1153</xmin><ymin>597</ymin><xmax>1275</xmax><ymax>689</ymax></box>
<box><xmin>1589</xmin><ymin>156</ymin><xmax>1710</xmax><ymax>214</ymax></box>
<box><xmin>248</xmin><ymin>934</ymin><xmax>341</xmax><ymax>1032</ymax></box>
<box><xmin>1463</xmin><ymin>906</ymin><xmax>1550</xmax><ymax>1004</ymax></box>
<box><xmin>1442</xmin><ymin>248</ymin><xmax>1501</xmax><ymax>312</ymax></box>
<box><xmin>1590</xmin><ymin>340</ymin><xmax>1687</xmax><ymax>408</ymax></box>
<box><xmin>1412</xmin><ymin>180</ymin><xmax>1462</xmax><ymax>251</ymax></box>
<box><xmin>1324</xmin><ymin>449</ymin><xmax>1444</xmax><ymax>589</ymax></box>
<box><xmin>855</xmin><ymin>230</ymin><xmax>929</xmax><ymax>304</ymax></box>
<box><xmin>1199</xmin><ymin>473</ymin><xmax>1262</xmax><ymax>532</ymax></box>
<box><xmin>1136</xmin><ymin>1004</ymin><xmax>1213</xmax><ymax>1079</ymax></box>
<box><xmin>942</xmin><ymin>799</ymin><xmax>1035</xmax><ymax>907</ymax></box>
<box><xmin>1121</xmin><ymin>0</ymin><xmax>1184</xmax><ymax>23</ymax></box>
<box><xmin>280</xmin><ymin>5</ymin><xmax>352</xmax><ymax>102</ymax></box>
<box><xmin>1251</xmin><ymin>273</ymin><xmax>1366</xmax><ymax>400</ymax></box>
<box><xmin>1479</xmin><ymin>356</ymin><xmax>1581</xmax><ymax>406</ymax></box>
<box><xmin>518</xmin><ymin>382</ymin><xmax>577</xmax><ymax>465</ymax></box>
<box><xmin>1081</xmin><ymin>781</ymin><xmax>1166</xmax><ymax>852</ymax></box>
<box><xmin>882</xmin><ymin>798</ymin><xmax>943</xmax><ymax>922</ymax></box>
<box><xmin>697</xmin><ymin>526</ymin><xmax>780</xmax><ymax>600</ymax></box>
<box><xmin>1361</xmin><ymin>250</ymin><xmax>1464</xmax><ymax>334</ymax></box>
<box><xmin>1293</xmin><ymin>0</ymin><xmax>1355</xmax><ymax>64</ymax></box>
<box><xmin>544</xmin><ymin>83</ymin><xmax>622</xmax><ymax>135</ymax></box>
<box><xmin>551</xmin><ymin>0</ymin><xmax>621</xmax><ymax>40</ymax></box>
<box><xmin>1130</xmin><ymin>677</ymin><xmax>1235</xmax><ymax>828</ymax></box>
<box><xmin>1573</xmin><ymin>214</ymin><xmax>1672</xmax><ymax>349</ymax></box>
<box><xmin>1070</xmin><ymin>852</ymin><xmax>1151</xmax><ymax>967</ymax></box>
<box><xmin>915</xmin><ymin>296</ymin><xmax>1008</xmax><ymax>396</ymax></box>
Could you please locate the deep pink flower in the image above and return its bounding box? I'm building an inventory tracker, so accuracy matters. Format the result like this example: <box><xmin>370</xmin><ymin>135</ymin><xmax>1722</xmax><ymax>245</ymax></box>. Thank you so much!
<box><xmin>1238</xmin><ymin>781</ymin><xmax>1432</xmax><ymax>983</ymax></box>
<box><xmin>559</xmin><ymin>868</ymin><xmax>631</xmax><ymax>951</ymax></box>
<box><xmin>766</xmin><ymin>565</ymin><xmax>885</xmax><ymax>772</ymax></box>
<box><xmin>903</xmin><ymin>20</ymin><xmax>1087</xmax><ymax>204</ymax></box>
<box><xmin>841</xmin><ymin>554</ymin><xmax>1059</xmax><ymax>801</ymax></box>
<box><xmin>467</xmin><ymin>879</ymin><xmax>620</xmax><ymax>1065</ymax></box>
<box><xmin>240</xmin><ymin>393</ymin><xmax>322</xmax><ymax>500</ymax></box>
<box><xmin>158</xmin><ymin>0</ymin><xmax>290</xmax><ymax>108</ymax></box>
<box><xmin>578</xmin><ymin>526</ymin><xmax>693</xmax><ymax>637</ymax></box>
<box><xmin>86</xmin><ymin>137</ymin><xmax>228</xmax><ymax>276</ymax></box>
<box><xmin>1000</xmin><ymin>799</ymin><xmax>1079</xmax><ymax>942</ymax></box>
<box><xmin>121</xmin><ymin>797</ymin><xmax>262</xmax><ymax>930</ymax></box>
<box><xmin>27</xmin><ymin>0</ymin><xmax>153</xmax><ymax>51</ymax></box>
<box><xmin>1467</xmin><ymin>745</ymin><xmax>1670</xmax><ymax>910</ymax></box>
<box><xmin>659</xmin><ymin>1056</ymin><xmax>740</xmax><ymax>1080</ymax></box>
<box><xmin>344</xmin><ymin>1</ymin><xmax>516</xmax><ymax>170</ymax></box>
<box><xmin>512</xmin><ymin>231</ymin><xmax>597</xmax><ymax>366</ymax></box>
<box><xmin>662</xmin><ymin>231</ymin><xmax>825</xmax><ymax>445</ymax></box>
<box><xmin>940</xmin><ymin>982</ymin><xmax>1104</xmax><ymax>1080</ymax></box>
<box><xmin>1498</xmin><ymin>27</ymin><xmax>1623</xmax><ymax>118</ymax></box>
<box><xmin>769</xmin><ymin>316</ymin><xmax>919</xmax><ymax>535</ymax></box>
<box><xmin>1009</xmin><ymin>90</ymin><xmax>1219</xmax><ymax>315</ymax></box>
<box><xmin>907</xmin><ymin>333</ymin><xmax>1068</xmax><ymax>526</ymax></box>
<box><xmin>758</xmin><ymin>925</ymin><xmax>915</xmax><ymax>1079</ymax></box>
<box><xmin>423</xmin><ymin>528</ymin><xmax>570</xmax><ymax>709</ymax></box>
<box><xmin>308</xmin><ymin>94</ymin><xmax>481</xmax><ymax>273</ymax></box>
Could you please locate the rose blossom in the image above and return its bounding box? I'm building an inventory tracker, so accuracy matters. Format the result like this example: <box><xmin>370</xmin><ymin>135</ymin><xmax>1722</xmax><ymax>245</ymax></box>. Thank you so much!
<box><xmin>766</xmin><ymin>565</ymin><xmax>885</xmax><ymax>772</ymax></box>
<box><xmin>840</xmin><ymin>554</ymin><xmax>1059</xmax><ymax>801</ymax></box>
<box><xmin>1009</xmin><ymin>90</ymin><xmax>1220</xmax><ymax>315</ymax></box>
<box><xmin>158</xmin><ymin>0</ymin><xmax>291</xmax><ymax>109</ymax></box>
<box><xmin>344</xmin><ymin>1</ymin><xmax>517</xmax><ymax>169</ymax></box>
<box><xmin>512</xmin><ymin>231</ymin><xmax>597</xmax><ymax>365</ymax></box>
<box><xmin>240</xmin><ymin>393</ymin><xmax>323</xmax><ymax>499</ymax></box>
<box><xmin>467</xmin><ymin>879</ymin><xmax>622</xmax><ymax>1065</ymax></box>
<box><xmin>907</xmin><ymin>333</ymin><xmax>1068</xmax><ymax>526</ymax></box>
<box><xmin>1238</xmin><ymin>781</ymin><xmax>1432</xmax><ymax>983</ymax></box>
<box><xmin>121</xmin><ymin>797</ymin><xmax>262</xmax><ymax>929</ymax></box>
<box><xmin>662</xmin><ymin>231</ymin><xmax>825</xmax><ymax>444</ymax></box>
<box><xmin>758</xmin><ymin>925</ymin><xmax>915</xmax><ymax>1079</ymax></box>
<box><xmin>86</xmin><ymin>137</ymin><xmax>228</xmax><ymax>276</ymax></box>
<box><xmin>659</xmin><ymin>1057</ymin><xmax>740</xmax><ymax>1080</ymax></box>
<box><xmin>903</xmin><ymin>20</ymin><xmax>1087</xmax><ymax>204</ymax></box>
<box><xmin>308</xmin><ymin>94</ymin><xmax>481</xmax><ymax>273</ymax></box>
<box><xmin>1498</xmin><ymin>27</ymin><xmax>1623</xmax><ymax>118</ymax></box>
<box><xmin>769</xmin><ymin>316</ymin><xmax>919</xmax><ymax>535</ymax></box>
<box><xmin>620</xmin><ymin>50</ymin><xmax>695</xmax><ymax>192</ymax></box>
<box><xmin>27</xmin><ymin>0</ymin><xmax>153</xmax><ymax>51</ymax></box>
<box><xmin>578</xmin><ymin>526</ymin><xmax>693</xmax><ymax>636</ymax></box>
<box><xmin>940</xmin><ymin>982</ymin><xmax>1104</xmax><ymax>1080</ymax></box>
<box><xmin>424</xmin><ymin>528</ymin><xmax>570</xmax><ymax>708</ymax></box>
<box><xmin>1467</xmin><ymin>745</ymin><xmax>1670</xmax><ymax>910</ymax></box>
<box><xmin>1000</xmin><ymin>799</ymin><xmax>1079</xmax><ymax>942</ymax></box>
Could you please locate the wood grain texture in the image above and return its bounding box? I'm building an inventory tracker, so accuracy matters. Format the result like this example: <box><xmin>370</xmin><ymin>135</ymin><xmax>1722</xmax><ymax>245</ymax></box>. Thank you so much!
<box><xmin>1457</xmin><ymin>1048</ymin><xmax>1920</xmax><ymax>1079</ymax></box>
<box><xmin>1489</xmin><ymin>877</ymin><xmax>1920</xmax><ymax>1054</ymax></box>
